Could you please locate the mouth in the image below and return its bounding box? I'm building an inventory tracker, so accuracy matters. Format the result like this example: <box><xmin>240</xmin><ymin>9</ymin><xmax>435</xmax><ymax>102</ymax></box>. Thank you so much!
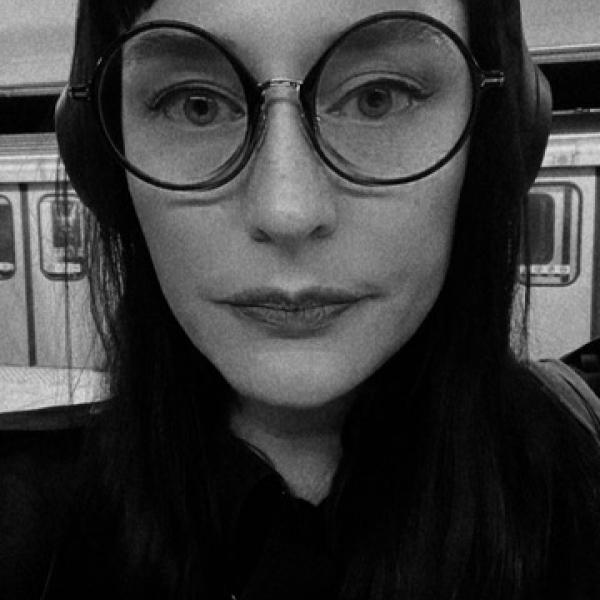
<box><xmin>218</xmin><ymin>286</ymin><xmax>369</xmax><ymax>336</ymax></box>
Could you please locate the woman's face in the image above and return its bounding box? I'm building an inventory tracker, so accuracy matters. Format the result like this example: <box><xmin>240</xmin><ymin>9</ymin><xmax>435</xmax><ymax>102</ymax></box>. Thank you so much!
<box><xmin>128</xmin><ymin>0</ymin><xmax>468</xmax><ymax>411</ymax></box>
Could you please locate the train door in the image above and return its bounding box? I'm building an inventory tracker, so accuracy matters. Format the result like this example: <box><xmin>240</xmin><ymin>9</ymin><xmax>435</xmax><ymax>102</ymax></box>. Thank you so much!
<box><xmin>520</xmin><ymin>165</ymin><xmax>598</xmax><ymax>358</ymax></box>
<box><xmin>0</xmin><ymin>184</ymin><xmax>28</xmax><ymax>365</ymax></box>
<box><xmin>26</xmin><ymin>182</ymin><xmax>100</xmax><ymax>369</ymax></box>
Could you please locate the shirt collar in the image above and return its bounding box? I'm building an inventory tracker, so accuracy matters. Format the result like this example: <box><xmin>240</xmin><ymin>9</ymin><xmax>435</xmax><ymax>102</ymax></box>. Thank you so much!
<box><xmin>212</xmin><ymin>430</ymin><xmax>285</xmax><ymax>540</ymax></box>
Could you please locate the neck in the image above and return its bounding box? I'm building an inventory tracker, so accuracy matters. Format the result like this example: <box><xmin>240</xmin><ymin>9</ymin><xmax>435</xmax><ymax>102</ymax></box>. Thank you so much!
<box><xmin>229</xmin><ymin>397</ymin><xmax>351</xmax><ymax>505</ymax></box>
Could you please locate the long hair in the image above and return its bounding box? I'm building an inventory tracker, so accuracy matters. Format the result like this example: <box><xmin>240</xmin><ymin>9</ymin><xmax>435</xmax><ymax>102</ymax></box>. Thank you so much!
<box><xmin>57</xmin><ymin>1</ymin><xmax>600</xmax><ymax>598</ymax></box>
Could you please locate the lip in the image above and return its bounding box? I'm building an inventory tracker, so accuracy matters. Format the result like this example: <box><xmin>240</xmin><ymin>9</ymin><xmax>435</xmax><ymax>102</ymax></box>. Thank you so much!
<box><xmin>218</xmin><ymin>286</ymin><xmax>369</xmax><ymax>336</ymax></box>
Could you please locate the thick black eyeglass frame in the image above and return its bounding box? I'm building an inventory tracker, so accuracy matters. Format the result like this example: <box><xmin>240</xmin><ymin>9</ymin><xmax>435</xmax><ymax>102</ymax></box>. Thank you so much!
<box><xmin>69</xmin><ymin>10</ymin><xmax>505</xmax><ymax>191</ymax></box>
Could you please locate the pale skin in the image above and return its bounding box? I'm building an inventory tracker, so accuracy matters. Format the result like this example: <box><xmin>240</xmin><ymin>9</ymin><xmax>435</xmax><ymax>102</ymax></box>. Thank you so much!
<box><xmin>128</xmin><ymin>0</ymin><xmax>468</xmax><ymax>503</ymax></box>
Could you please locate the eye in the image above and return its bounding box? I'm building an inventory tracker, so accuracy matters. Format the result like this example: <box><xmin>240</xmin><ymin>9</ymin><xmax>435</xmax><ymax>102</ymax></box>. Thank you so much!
<box><xmin>357</xmin><ymin>86</ymin><xmax>397</xmax><ymax>119</ymax></box>
<box><xmin>324</xmin><ymin>78</ymin><xmax>429</xmax><ymax>121</ymax></box>
<box><xmin>150</xmin><ymin>85</ymin><xmax>246</xmax><ymax>128</ymax></box>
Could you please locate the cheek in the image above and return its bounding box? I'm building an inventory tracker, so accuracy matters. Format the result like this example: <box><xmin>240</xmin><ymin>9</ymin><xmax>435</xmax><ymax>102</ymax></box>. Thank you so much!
<box><xmin>125</xmin><ymin>181</ymin><xmax>226</xmax><ymax>339</ymax></box>
<box><xmin>350</xmin><ymin>157</ymin><xmax>464</xmax><ymax>360</ymax></box>
<box><xmin>361</xmin><ymin>164</ymin><xmax>463</xmax><ymax>305</ymax></box>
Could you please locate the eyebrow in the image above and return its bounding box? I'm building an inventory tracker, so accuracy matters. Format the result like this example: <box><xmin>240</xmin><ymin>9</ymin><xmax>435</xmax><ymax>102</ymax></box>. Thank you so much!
<box><xmin>338</xmin><ymin>20</ymin><xmax>454</xmax><ymax>54</ymax></box>
<box><xmin>122</xmin><ymin>19</ymin><xmax>457</xmax><ymax>73</ymax></box>
<box><xmin>123</xmin><ymin>30</ymin><xmax>234</xmax><ymax>65</ymax></box>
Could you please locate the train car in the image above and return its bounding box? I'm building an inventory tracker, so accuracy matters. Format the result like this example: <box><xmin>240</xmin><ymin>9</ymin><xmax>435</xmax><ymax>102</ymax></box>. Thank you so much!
<box><xmin>0</xmin><ymin>133</ymin><xmax>105</xmax><ymax>410</ymax></box>
<box><xmin>0</xmin><ymin>132</ymin><xmax>99</xmax><ymax>367</ymax></box>
<box><xmin>518</xmin><ymin>25</ymin><xmax>600</xmax><ymax>357</ymax></box>
<box><xmin>513</xmin><ymin>0</ymin><xmax>600</xmax><ymax>357</ymax></box>
<box><xmin>522</xmin><ymin>130</ymin><xmax>600</xmax><ymax>358</ymax></box>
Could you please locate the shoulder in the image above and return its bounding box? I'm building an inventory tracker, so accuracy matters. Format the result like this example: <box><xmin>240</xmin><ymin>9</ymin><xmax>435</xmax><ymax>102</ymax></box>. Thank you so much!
<box><xmin>497</xmin><ymin>355</ymin><xmax>600</xmax><ymax>486</ymax></box>
<box><xmin>0</xmin><ymin>401</ymin><xmax>111</xmax><ymax>598</ymax></box>
<box><xmin>0</xmin><ymin>401</ymin><xmax>111</xmax><ymax>487</ymax></box>
<box><xmin>530</xmin><ymin>356</ymin><xmax>600</xmax><ymax>438</ymax></box>
<box><xmin>0</xmin><ymin>400</ymin><xmax>109</xmax><ymax>432</ymax></box>
<box><xmin>0</xmin><ymin>401</ymin><xmax>114</xmax><ymax>505</ymax></box>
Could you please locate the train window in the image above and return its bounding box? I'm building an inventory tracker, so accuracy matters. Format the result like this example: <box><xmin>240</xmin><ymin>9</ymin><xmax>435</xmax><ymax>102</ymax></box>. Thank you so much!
<box><xmin>524</xmin><ymin>193</ymin><xmax>555</xmax><ymax>265</ymax></box>
<box><xmin>537</xmin><ymin>61</ymin><xmax>600</xmax><ymax>113</ymax></box>
<box><xmin>519</xmin><ymin>183</ymin><xmax>582</xmax><ymax>287</ymax></box>
<box><xmin>0</xmin><ymin>95</ymin><xmax>58</xmax><ymax>134</ymax></box>
<box><xmin>38</xmin><ymin>194</ymin><xmax>86</xmax><ymax>281</ymax></box>
<box><xmin>0</xmin><ymin>197</ymin><xmax>16</xmax><ymax>280</ymax></box>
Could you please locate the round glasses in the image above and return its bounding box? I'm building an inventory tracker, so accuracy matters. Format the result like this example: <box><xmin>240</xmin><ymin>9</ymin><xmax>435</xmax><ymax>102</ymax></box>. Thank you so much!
<box><xmin>69</xmin><ymin>11</ymin><xmax>505</xmax><ymax>191</ymax></box>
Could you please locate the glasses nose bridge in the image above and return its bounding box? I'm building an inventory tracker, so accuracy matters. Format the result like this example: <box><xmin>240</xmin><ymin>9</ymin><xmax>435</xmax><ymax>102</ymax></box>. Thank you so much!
<box><xmin>259</xmin><ymin>78</ymin><xmax>304</xmax><ymax>96</ymax></box>
<box><xmin>254</xmin><ymin>77</ymin><xmax>314</xmax><ymax>152</ymax></box>
<box><xmin>257</xmin><ymin>78</ymin><xmax>305</xmax><ymax>116</ymax></box>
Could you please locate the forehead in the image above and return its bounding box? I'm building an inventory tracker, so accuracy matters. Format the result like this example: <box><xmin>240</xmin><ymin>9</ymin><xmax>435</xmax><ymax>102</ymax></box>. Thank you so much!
<box><xmin>133</xmin><ymin>0</ymin><xmax>467</xmax><ymax>78</ymax></box>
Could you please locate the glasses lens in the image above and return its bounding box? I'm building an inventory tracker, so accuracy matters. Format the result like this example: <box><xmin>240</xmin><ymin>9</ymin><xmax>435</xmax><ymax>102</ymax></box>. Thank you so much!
<box><xmin>315</xmin><ymin>16</ymin><xmax>474</xmax><ymax>181</ymax></box>
<box><xmin>98</xmin><ymin>26</ymin><xmax>249</xmax><ymax>188</ymax></box>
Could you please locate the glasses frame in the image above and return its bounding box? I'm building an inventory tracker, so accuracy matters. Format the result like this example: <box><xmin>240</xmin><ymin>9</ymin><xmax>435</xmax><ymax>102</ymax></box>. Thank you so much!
<box><xmin>69</xmin><ymin>10</ymin><xmax>505</xmax><ymax>191</ymax></box>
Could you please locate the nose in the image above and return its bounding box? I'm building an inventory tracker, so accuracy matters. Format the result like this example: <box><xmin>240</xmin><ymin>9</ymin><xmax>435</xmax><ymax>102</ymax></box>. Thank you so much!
<box><xmin>240</xmin><ymin>82</ymin><xmax>339</xmax><ymax>251</ymax></box>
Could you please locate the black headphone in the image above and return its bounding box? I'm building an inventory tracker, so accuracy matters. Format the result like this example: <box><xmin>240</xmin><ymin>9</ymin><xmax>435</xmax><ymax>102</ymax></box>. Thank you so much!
<box><xmin>55</xmin><ymin>0</ymin><xmax>552</xmax><ymax>217</ymax></box>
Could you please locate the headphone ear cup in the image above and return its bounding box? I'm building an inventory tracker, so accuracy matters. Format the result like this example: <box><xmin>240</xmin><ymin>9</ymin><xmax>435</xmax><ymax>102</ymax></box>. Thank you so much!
<box><xmin>503</xmin><ymin>0</ymin><xmax>552</xmax><ymax>190</ymax></box>
<box><xmin>55</xmin><ymin>1</ymin><xmax>131</xmax><ymax>225</ymax></box>
<box><xmin>468</xmin><ymin>0</ymin><xmax>553</xmax><ymax>194</ymax></box>
<box><xmin>516</xmin><ymin>46</ymin><xmax>553</xmax><ymax>190</ymax></box>
<box><xmin>56</xmin><ymin>0</ymin><xmax>96</xmax><ymax>209</ymax></box>
<box><xmin>55</xmin><ymin>87</ymin><xmax>83</xmax><ymax>194</ymax></box>
<box><xmin>56</xmin><ymin>85</ymin><xmax>104</xmax><ymax>212</ymax></box>
<box><xmin>56</xmin><ymin>82</ymin><xmax>132</xmax><ymax>228</ymax></box>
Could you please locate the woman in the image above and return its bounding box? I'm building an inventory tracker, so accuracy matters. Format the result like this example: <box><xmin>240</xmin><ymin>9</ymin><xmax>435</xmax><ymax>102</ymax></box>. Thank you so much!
<box><xmin>2</xmin><ymin>0</ymin><xmax>600</xmax><ymax>598</ymax></box>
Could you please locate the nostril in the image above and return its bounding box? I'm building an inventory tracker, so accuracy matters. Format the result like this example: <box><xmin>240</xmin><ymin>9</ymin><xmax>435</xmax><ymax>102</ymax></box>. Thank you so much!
<box><xmin>250</xmin><ymin>227</ymin><xmax>271</xmax><ymax>243</ymax></box>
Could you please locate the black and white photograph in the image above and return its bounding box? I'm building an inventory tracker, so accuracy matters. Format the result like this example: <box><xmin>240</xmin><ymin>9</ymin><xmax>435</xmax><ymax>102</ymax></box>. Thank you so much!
<box><xmin>1</xmin><ymin>1</ymin><xmax>600</xmax><ymax>598</ymax></box>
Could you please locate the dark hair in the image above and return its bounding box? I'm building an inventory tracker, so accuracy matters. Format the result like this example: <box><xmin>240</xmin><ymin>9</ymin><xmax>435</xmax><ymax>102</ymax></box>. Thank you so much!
<box><xmin>57</xmin><ymin>1</ymin><xmax>600</xmax><ymax>598</ymax></box>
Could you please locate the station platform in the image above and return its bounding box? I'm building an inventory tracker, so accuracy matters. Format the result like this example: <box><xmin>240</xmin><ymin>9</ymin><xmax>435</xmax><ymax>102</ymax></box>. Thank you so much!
<box><xmin>0</xmin><ymin>364</ymin><xmax>107</xmax><ymax>413</ymax></box>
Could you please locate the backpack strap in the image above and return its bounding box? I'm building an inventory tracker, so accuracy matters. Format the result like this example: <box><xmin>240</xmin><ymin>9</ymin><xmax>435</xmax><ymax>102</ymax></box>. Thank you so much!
<box><xmin>533</xmin><ymin>358</ymin><xmax>600</xmax><ymax>437</ymax></box>
<box><xmin>562</xmin><ymin>337</ymin><xmax>600</xmax><ymax>397</ymax></box>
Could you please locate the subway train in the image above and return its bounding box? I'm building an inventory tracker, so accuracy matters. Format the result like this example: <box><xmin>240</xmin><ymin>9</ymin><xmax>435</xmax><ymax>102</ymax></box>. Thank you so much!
<box><xmin>0</xmin><ymin>133</ymin><xmax>105</xmax><ymax>410</ymax></box>
<box><xmin>0</xmin><ymin>0</ymin><xmax>599</xmax><ymax>412</ymax></box>
<box><xmin>522</xmin><ymin>136</ymin><xmax>599</xmax><ymax>359</ymax></box>
<box><xmin>519</xmin><ymin>42</ymin><xmax>600</xmax><ymax>359</ymax></box>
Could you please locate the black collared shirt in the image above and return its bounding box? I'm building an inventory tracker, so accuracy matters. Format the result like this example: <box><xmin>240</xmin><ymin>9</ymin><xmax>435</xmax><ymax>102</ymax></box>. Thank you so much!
<box><xmin>0</xmin><ymin>403</ymin><xmax>340</xmax><ymax>600</ymax></box>
<box><xmin>214</xmin><ymin>432</ymin><xmax>339</xmax><ymax>599</ymax></box>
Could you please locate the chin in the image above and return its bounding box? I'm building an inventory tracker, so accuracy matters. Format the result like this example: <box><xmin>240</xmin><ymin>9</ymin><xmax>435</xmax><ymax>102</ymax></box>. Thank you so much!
<box><xmin>213</xmin><ymin>348</ymin><xmax>372</xmax><ymax>411</ymax></box>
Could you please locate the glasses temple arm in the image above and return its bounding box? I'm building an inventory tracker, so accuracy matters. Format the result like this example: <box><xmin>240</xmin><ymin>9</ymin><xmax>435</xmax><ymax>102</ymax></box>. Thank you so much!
<box><xmin>68</xmin><ymin>84</ymin><xmax>92</xmax><ymax>101</ymax></box>
<box><xmin>480</xmin><ymin>70</ymin><xmax>506</xmax><ymax>90</ymax></box>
